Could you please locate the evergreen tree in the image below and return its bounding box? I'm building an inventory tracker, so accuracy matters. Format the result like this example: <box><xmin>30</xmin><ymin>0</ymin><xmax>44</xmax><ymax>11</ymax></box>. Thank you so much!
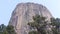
<box><xmin>6</xmin><ymin>25</ymin><xmax>16</xmax><ymax>34</ymax></box>
<box><xmin>51</xmin><ymin>18</ymin><xmax>60</xmax><ymax>34</ymax></box>
<box><xmin>0</xmin><ymin>24</ymin><xmax>6</xmax><ymax>34</ymax></box>
<box><xmin>0</xmin><ymin>24</ymin><xmax>16</xmax><ymax>34</ymax></box>
<box><xmin>28</xmin><ymin>15</ymin><xmax>47</xmax><ymax>34</ymax></box>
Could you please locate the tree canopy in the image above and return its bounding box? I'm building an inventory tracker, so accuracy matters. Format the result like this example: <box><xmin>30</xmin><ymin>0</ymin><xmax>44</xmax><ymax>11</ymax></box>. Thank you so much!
<box><xmin>28</xmin><ymin>15</ymin><xmax>60</xmax><ymax>34</ymax></box>
<box><xmin>0</xmin><ymin>24</ymin><xmax>16</xmax><ymax>34</ymax></box>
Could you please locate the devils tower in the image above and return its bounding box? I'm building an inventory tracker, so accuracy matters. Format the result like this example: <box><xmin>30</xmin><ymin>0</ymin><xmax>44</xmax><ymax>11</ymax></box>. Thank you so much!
<box><xmin>9</xmin><ymin>3</ymin><xmax>53</xmax><ymax>34</ymax></box>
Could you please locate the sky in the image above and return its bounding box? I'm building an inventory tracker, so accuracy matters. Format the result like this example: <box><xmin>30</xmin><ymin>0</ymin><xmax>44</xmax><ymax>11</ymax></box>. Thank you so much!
<box><xmin>0</xmin><ymin>0</ymin><xmax>60</xmax><ymax>25</ymax></box>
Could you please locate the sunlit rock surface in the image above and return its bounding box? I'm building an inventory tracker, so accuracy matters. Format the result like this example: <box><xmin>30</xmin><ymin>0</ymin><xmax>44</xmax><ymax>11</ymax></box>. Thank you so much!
<box><xmin>9</xmin><ymin>3</ymin><xmax>53</xmax><ymax>34</ymax></box>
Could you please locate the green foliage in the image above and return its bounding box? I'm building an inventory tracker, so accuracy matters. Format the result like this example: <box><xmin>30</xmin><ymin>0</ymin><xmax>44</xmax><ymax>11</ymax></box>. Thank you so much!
<box><xmin>6</xmin><ymin>25</ymin><xmax>16</xmax><ymax>34</ymax></box>
<box><xmin>28</xmin><ymin>15</ymin><xmax>47</xmax><ymax>34</ymax></box>
<box><xmin>51</xmin><ymin>18</ymin><xmax>60</xmax><ymax>26</ymax></box>
<box><xmin>52</xmin><ymin>28</ymin><xmax>58</xmax><ymax>34</ymax></box>
<box><xmin>0</xmin><ymin>24</ymin><xmax>16</xmax><ymax>34</ymax></box>
<box><xmin>51</xmin><ymin>18</ymin><xmax>60</xmax><ymax>34</ymax></box>
<box><xmin>0</xmin><ymin>24</ymin><xmax>6</xmax><ymax>34</ymax></box>
<box><xmin>28</xmin><ymin>15</ymin><xmax>60</xmax><ymax>34</ymax></box>
<box><xmin>28</xmin><ymin>31</ymin><xmax>38</xmax><ymax>34</ymax></box>
<box><xmin>33</xmin><ymin>15</ymin><xmax>46</xmax><ymax>23</ymax></box>
<box><xmin>28</xmin><ymin>22</ymin><xmax>39</xmax><ymax>28</ymax></box>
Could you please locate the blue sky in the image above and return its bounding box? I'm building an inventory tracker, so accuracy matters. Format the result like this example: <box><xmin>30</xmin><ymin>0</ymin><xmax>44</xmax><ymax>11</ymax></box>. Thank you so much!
<box><xmin>0</xmin><ymin>0</ymin><xmax>60</xmax><ymax>25</ymax></box>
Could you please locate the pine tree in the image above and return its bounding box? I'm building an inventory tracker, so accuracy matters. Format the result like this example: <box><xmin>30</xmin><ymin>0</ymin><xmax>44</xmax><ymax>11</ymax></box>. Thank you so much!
<box><xmin>28</xmin><ymin>15</ymin><xmax>47</xmax><ymax>34</ymax></box>
<box><xmin>0</xmin><ymin>24</ymin><xmax>16</xmax><ymax>34</ymax></box>
<box><xmin>51</xmin><ymin>18</ymin><xmax>60</xmax><ymax>34</ymax></box>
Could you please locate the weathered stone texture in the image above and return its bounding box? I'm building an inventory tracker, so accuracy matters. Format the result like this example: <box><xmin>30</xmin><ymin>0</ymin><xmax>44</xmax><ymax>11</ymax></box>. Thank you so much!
<box><xmin>9</xmin><ymin>3</ymin><xmax>53</xmax><ymax>34</ymax></box>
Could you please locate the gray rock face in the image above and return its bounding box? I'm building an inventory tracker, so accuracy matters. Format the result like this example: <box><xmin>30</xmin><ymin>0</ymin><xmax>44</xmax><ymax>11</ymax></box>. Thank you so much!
<box><xmin>9</xmin><ymin>3</ymin><xmax>53</xmax><ymax>34</ymax></box>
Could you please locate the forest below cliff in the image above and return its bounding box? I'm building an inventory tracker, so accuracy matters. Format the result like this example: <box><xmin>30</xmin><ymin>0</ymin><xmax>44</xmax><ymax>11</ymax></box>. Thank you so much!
<box><xmin>0</xmin><ymin>15</ymin><xmax>60</xmax><ymax>34</ymax></box>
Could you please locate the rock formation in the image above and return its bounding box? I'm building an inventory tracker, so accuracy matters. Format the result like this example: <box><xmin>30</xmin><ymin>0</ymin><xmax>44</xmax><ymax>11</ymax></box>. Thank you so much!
<box><xmin>9</xmin><ymin>3</ymin><xmax>53</xmax><ymax>34</ymax></box>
